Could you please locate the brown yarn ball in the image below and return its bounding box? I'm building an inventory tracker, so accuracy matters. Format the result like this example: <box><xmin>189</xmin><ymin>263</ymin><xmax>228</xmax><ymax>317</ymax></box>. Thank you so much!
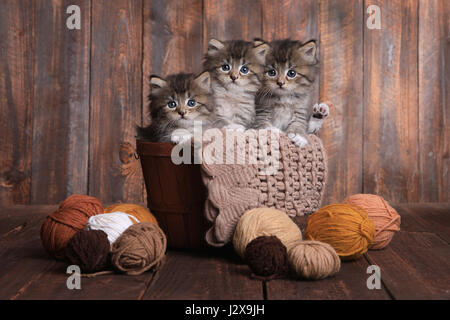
<box><xmin>40</xmin><ymin>194</ymin><xmax>103</xmax><ymax>260</ymax></box>
<box><xmin>343</xmin><ymin>194</ymin><xmax>401</xmax><ymax>249</ymax></box>
<box><xmin>244</xmin><ymin>236</ymin><xmax>289</xmax><ymax>280</ymax></box>
<box><xmin>288</xmin><ymin>240</ymin><xmax>341</xmax><ymax>280</ymax></box>
<box><xmin>64</xmin><ymin>229</ymin><xmax>110</xmax><ymax>274</ymax></box>
<box><xmin>111</xmin><ymin>222</ymin><xmax>167</xmax><ymax>275</ymax></box>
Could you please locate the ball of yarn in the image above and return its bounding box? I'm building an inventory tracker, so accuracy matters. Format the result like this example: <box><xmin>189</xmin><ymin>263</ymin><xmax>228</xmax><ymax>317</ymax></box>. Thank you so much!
<box><xmin>233</xmin><ymin>207</ymin><xmax>302</xmax><ymax>259</ymax></box>
<box><xmin>40</xmin><ymin>194</ymin><xmax>103</xmax><ymax>260</ymax></box>
<box><xmin>104</xmin><ymin>203</ymin><xmax>158</xmax><ymax>225</ymax></box>
<box><xmin>64</xmin><ymin>229</ymin><xmax>110</xmax><ymax>273</ymax></box>
<box><xmin>111</xmin><ymin>222</ymin><xmax>167</xmax><ymax>275</ymax></box>
<box><xmin>343</xmin><ymin>194</ymin><xmax>401</xmax><ymax>249</ymax></box>
<box><xmin>85</xmin><ymin>212</ymin><xmax>139</xmax><ymax>245</ymax></box>
<box><xmin>288</xmin><ymin>240</ymin><xmax>340</xmax><ymax>280</ymax></box>
<box><xmin>305</xmin><ymin>204</ymin><xmax>375</xmax><ymax>260</ymax></box>
<box><xmin>244</xmin><ymin>236</ymin><xmax>289</xmax><ymax>279</ymax></box>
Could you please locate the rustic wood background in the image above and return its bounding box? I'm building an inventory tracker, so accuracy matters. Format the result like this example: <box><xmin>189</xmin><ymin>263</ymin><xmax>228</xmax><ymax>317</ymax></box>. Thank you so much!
<box><xmin>1</xmin><ymin>0</ymin><xmax>449</xmax><ymax>206</ymax></box>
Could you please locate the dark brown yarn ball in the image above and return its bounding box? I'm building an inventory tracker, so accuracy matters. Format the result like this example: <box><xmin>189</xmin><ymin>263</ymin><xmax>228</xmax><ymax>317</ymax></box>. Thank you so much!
<box><xmin>65</xmin><ymin>229</ymin><xmax>110</xmax><ymax>273</ymax></box>
<box><xmin>244</xmin><ymin>235</ymin><xmax>289</xmax><ymax>279</ymax></box>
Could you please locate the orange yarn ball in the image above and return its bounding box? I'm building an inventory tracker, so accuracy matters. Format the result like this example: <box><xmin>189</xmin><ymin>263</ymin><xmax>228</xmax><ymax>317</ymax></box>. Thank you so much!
<box><xmin>343</xmin><ymin>194</ymin><xmax>400</xmax><ymax>249</ymax></box>
<box><xmin>104</xmin><ymin>204</ymin><xmax>158</xmax><ymax>225</ymax></box>
<box><xmin>305</xmin><ymin>204</ymin><xmax>375</xmax><ymax>260</ymax></box>
<box><xmin>40</xmin><ymin>194</ymin><xmax>103</xmax><ymax>260</ymax></box>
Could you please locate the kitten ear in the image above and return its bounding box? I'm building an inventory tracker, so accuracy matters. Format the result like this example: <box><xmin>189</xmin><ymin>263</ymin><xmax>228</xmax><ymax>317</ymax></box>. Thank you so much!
<box><xmin>253</xmin><ymin>38</ymin><xmax>266</xmax><ymax>47</ymax></box>
<box><xmin>194</xmin><ymin>71</ymin><xmax>211</xmax><ymax>91</ymax></box>
<box><xmin>149</xmin><ymin>75</ymin><xmax>167</xmax><ymax>93</ymax></box>
<box><xmin>297</xmin><ymin>40</ymin><xmax>317</xmax><ymax>64</ymax></box>
<box><xmin>252</xmin><ymin>42</ymin><xmax>270</xmax><ymax>64</ymax></box>
<box><xmin>207</xmin><ymin>38</ymin><xmax>225</xmax><ymax>56</ymax></box>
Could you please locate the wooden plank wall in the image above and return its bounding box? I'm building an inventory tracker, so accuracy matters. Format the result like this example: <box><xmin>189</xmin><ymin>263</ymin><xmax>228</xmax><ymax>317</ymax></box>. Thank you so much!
<box><xmin>0</xmin><ymin>0</ymin><xmax>448</xmax><ymax>206</ymax></box>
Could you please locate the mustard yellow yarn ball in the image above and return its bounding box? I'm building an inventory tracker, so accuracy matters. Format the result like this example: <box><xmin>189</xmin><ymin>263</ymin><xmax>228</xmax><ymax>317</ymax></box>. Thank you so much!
<box><xmin>233</xmin><ymin>207</ymin><xmax>302</xmax><ymax>259</ymax></box>
<box><xmin>305</xmin><ymin>204</ymin><xmax>375</xmax><ymax>260</ymax></box>
<box><xmin>104</xmin><ymin>203</ymin><xmax>158</xmax><ymax>226</ymax></box>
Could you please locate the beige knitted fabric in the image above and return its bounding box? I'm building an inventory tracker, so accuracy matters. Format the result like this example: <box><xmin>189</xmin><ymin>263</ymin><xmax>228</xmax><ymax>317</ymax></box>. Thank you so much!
<box><xmin>201</xmin><ymin>129</ymin><xmax>327</xmax><ymax>247</ymax></box>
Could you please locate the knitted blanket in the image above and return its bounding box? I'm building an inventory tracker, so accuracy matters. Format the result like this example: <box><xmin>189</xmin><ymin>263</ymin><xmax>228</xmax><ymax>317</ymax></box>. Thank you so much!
<box><xmin>200</xmin><ymin>129</ymin><xmax>327</xmax><ymax>247</ymax></box>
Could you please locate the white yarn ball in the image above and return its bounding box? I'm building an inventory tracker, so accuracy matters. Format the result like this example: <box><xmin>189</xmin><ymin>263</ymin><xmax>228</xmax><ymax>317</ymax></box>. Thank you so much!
<box><xmin>85</xmin><ymin>211</ymin><xmax>140</xmax><ymax>244</ymax></box>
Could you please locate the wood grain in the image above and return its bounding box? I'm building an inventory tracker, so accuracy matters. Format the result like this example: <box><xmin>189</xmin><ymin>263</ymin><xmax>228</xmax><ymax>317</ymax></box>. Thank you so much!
<box><xmin>319</xmin><ymin>0</ymin><xmax>364</xmax><ymax>204</ymax></box>
<box><xmin>261</xmin><ymin>0</ymin><xmax>319</xmax><ymax>42</ymax></box>
<box><xmin>418</xmin><ymin>0</ymin><xmax>450</xmax><ymax>202</ymax></box>
<box><xmin>0</xmin><ymin>0</ymin><xmax>34</xmax><ymax>205</ymax></box>
<box><xmin>365</xmin><ymin>231</ymin><xmax>450</xmax><ymax>299</ymax></box>
<box><xmin>363</xmin><ymin>0</ymin><xmax>420</xmax><ymax>203</ymax></box>
<box><xmin>203</xmin><ymin>0</ymin><xmax>262</xmax><ymax>45</ymax></box>
<box><xmin>143</xmin><ymin>248</ymin><xmax>263</xmax><ymax>300</ymax></box>
<box><xmin>89</xmin><ymin>0</ymin><xmax>144</xmax><ymax>204</ymax></box>
<box><xmin>30</xmin><ymin>0</ymin><xmax>91</xmax><ymax>204</ymax></box>
<box><xmin>266</xmin><ymin>258</ymin><xmax>390</xmax><ymax>300</ymax></box>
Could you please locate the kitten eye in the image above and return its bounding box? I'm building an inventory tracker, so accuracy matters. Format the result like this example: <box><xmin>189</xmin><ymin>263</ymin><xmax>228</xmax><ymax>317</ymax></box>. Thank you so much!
<box><xmin>187</xmin><ymin>99</ymin><xmax>196</xmax><ymax>107</ymax></box>
<box><xmin>240</xmin><ymin>66</ymin><xmax>249</xmax><ymax>74</ymax></box>
<box><xmin>167</xmin><ymin>101</ymin><xmax>177</xmax><ymax>108</ymax></box>
<box><xmin>221</xmin><ymin>64</ymin><xmax>230</xmax><ymax>72</ymax></box>
<box><xmin>267</xmin><ymin>69</ymin><xmax>277</xmax><ymax>77</ymax></box>
<box><xmin>287</xmin><ymin>69</ymin><xmax>297</xmax><ymax>78</ymax></box>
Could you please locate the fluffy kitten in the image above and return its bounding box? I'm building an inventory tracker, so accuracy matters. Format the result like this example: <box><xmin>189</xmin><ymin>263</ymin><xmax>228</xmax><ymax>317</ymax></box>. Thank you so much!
<box><xmin>203</xmin><ymin>39</ymin><xmax>269</xmax><ymax>131</ymax></box>
<box><xmin>137</xmin><ymin>72</ymin><xmax>212</xmax><ymax>144</ymax></box>
<box><xmin>254</xmin><ymin>39</ymin><xmax>319</xmax><ymax>146</ymax></box>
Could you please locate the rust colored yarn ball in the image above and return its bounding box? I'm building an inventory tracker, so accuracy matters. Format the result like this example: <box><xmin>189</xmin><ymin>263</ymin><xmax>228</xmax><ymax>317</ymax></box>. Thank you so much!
<box><xmin>111</xmin><ymin>222</ymin><xmax>167</xmax><ymax>275</ymax></box>
<box><xmin>65</xmin><ymin>229</ymin><xmax>110</xmax><ymax>274</ymax></box>
<box><xmin>40</xmin><ymin>194</ymin><xmax>103</xmax><ymax>260</ymax></box>
<box><xmin>104</xmin><ymin>203</ymin><xmax>158</xmax><ymax>225</ymax></box>
<box><xmin>343</xmin><ymin>194</ymin><xmax>401</xmax><ymax>249</ymax></box>
<box><xmin>244</xmin><ymin>235</ymin><xmax>289</xmax><ymax>280</ymax></box>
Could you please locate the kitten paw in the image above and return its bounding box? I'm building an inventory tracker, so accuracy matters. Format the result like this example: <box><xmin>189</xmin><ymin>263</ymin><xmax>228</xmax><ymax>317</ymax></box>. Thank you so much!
<box><xmin>312</xmin><ymin>102</ymin><xmax>330</xmax><ymax>119</ymax></box>
<box><xmin>224</xmin><ymin>124</ymin><xmax>246</xmax><ymax>132</ymax></box>
<box><xmin>171</xmin><ymin>133</ymin><xmax>193</xmax><ymax>144</ymax></box>
<box><xmin>287</xmin><ymin>133</ymin><xmax>308</xmax><ymax>147</ymax></box>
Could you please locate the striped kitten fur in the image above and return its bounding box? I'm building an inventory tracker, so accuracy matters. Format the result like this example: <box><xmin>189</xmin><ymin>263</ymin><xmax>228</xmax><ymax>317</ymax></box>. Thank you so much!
<box><xmin>254</xmin><ymin>39</ymin><xmax>319</xmax><ymax>146</ymax></box>
<box><xmin>137</xmin><ymin>72</ymin><xmax>212</xmax><ymax>143</ymax></box>
<box><xmin>203</xmin><ymin>39</ymin><xmax>269</xmax><ymax>131</ymax></box>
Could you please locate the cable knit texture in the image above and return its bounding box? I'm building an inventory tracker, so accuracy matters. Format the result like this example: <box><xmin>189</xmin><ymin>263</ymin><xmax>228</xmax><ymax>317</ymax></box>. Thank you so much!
<box><xmin>201</xmin><ymin>129</ymin><xmax>327</xmax><ymax>247</ymax></box>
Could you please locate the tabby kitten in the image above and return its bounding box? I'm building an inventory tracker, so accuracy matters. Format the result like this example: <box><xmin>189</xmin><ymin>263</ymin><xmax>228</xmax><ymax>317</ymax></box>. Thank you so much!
<box><xmin>137</xmin><ymin>72</ymin><xmax>212</xmax><ymax>143</ymax></box>
<box><xmin>254</xmin><ymin>39</ymin><xmax>319</xmax><ymax>146</ymax></box>
<box><xmin>203</xmin><ymin>39</ymin><xmax>269</xmax><ymax>131</ymax></box>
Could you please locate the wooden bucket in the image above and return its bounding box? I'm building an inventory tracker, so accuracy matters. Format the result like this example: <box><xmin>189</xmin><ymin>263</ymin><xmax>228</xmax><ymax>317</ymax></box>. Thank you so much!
<box><xmin>136</xmin><ymin>139</ymin><xmax>210</xmax><ymax>250</ymax></box>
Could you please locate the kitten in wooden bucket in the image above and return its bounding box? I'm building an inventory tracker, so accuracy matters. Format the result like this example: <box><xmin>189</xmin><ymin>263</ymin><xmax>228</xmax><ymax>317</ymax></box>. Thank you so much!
<box><xmin>254</xmin><ymin>39</ymin><xmax>328</xmax><ymax>146</ymax></box>
<box><xmin>137</xmin><ymin>72</ymin><xmax>212</xmax><ymax>144</ymax></box>
<box><xmin>203</xmin><ymin>39</ymin><xmax>270</xmax><ymax>131</ymax></box>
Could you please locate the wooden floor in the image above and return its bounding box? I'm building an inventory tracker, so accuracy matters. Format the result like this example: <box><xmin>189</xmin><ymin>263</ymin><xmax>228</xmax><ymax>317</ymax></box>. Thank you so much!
<box><xmin>0</xmin><ymin>203</ymin><xmax>449</xmax><ymax>300</ymax></box>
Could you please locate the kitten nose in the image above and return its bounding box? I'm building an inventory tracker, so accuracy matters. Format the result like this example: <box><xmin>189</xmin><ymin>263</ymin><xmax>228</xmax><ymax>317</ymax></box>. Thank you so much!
<box><xmin>277</xmin><ymin>79</ymin><xmax>285</xmax><ymax>87</ymax></box>
<box><xmin>178</xmin><ymin>109</ymin><xmax>186</xmax><ymax>117</ymax></box>
<box><xmin>230</xmin><ymin>73</ymin><xmax>238</xmax><ymax>81</ymax></box>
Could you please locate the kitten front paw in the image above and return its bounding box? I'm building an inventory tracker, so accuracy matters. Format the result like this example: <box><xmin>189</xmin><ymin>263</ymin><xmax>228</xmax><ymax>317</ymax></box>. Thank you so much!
<box><xmin>224</xmin><ymin>124</ymin><xmax>246</xmax><ymax>132</ymax></box>
<box><xmin>287</xmin><ymin>133</ymin><xmax>308</xmax><ymax>147</ymax></box>
<box><xmin>312</xmin><ymin>103</ymin><xmax>330</xmax><ymax>119</ymax></box>
<box><xmin>171</xmin><ymin>133</ymin><xmax>193</xmax><ymax>144</ymax></box>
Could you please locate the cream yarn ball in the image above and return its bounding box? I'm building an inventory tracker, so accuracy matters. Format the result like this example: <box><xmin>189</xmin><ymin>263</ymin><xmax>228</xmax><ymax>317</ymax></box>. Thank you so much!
<box><xmin>85</xmin><ymin>211</ymin><xmax>140</xmax><ymax>244</ymax></box>
<box><xmin>233</xmin><ymin>207</ymin><xmax>302</xmax><ymax>258</ymax></box>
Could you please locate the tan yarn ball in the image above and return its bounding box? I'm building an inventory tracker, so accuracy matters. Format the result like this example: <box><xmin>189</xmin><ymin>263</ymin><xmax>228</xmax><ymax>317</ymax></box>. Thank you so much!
<box><xmin>233</xmin><ymin>207</ymin><xmax>302</xmax><ymax>259</ymax></box>
<box><xmin>288</xmin><ymin>240</ymin><xmax>341</xmax><ymax>280</ymax></box>
<box><xmin>343</xmin><ymin>194</ymin><xmax>400</xmax><ymax>249</ymax></box>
